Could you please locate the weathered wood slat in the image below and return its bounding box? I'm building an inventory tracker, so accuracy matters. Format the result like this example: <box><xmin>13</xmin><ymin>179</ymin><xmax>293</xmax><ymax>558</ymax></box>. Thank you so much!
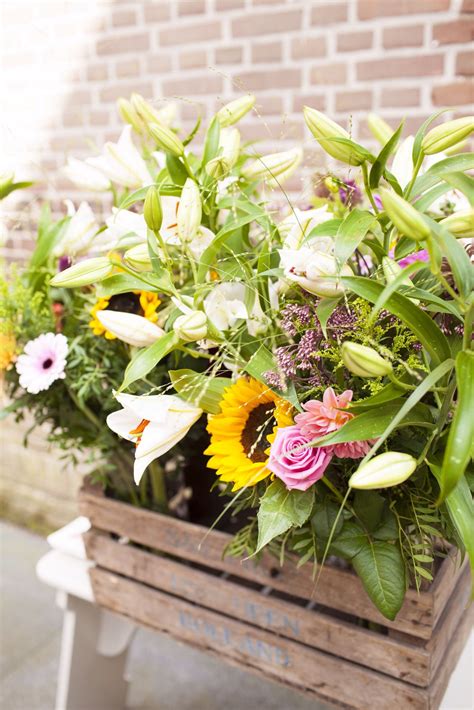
<box><xmin>84</xmin><ymin>530</ymin><xmax>432</xmax><ymax>686</ymax></box>
<box><xmin>80</xmin><ymin>486</ymin><xmax>436</xmax><ymax>639</ymax></box>
<box><xmin>90</xmin><ymin>567</ymin><xmax>433</xmax><ymax>710</ymax></box>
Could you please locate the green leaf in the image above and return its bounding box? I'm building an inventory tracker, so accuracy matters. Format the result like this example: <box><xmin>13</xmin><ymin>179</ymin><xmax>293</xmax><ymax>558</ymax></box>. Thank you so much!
<box><xmin>120</xmin><ymin>331</ymin><xmax>178</xmax><ymax>391</ymax></box>
<box><xmin>0</xmin><ymin>180</ymin><xmax>34</xmax><ymax>200</ymax></box>
<box><xmin>329</xmin><ymin>520</ymin><xmax>367</xmax><ymax>559</ymax></box>
<box><xmin>335</xmin><ymin>209</ymin><xmax>377</xmax><ymax>266</ymax></box>
<box><xmin>369</xmin><ymin>120</ymin><xmax>404</xmax><ymax>190</ymax></box>
<box><xmin>315</xmin><ymin>297</ymin><xmax>341</xmax><ymax>338</ymax></box>
<box><xmin>373</xmin><ymin>511</ymin><xmax>398</xmax><ymax>541</ymax></box>
<box><xmin>311</xmin><ymin>500</ymin><xmax>344</xmax><ymax>540</ymax></box>
<box><xmin>353</xmin><ymin>490</ymin><xmax>385</xmax><ymax>532</ymax></box>
<box><xmin>340</xmin><ymin>276</ymin><xmax>451</xmax><ymax>367</ymax></box>
<box><xmin>352</xmin><ymin>541</ymin><xmax>406</xmax><ymax>620</ymax></box>
<box><xmin>182</xmin><ymin>112</ymin><xmax>202</xmax><ymax>147</ymax></box>
<box><xmin>426</xmin><ymin>217</ymin><xmax>474</xmax><ymax>300</ymax></box>
<box><xmin>437</xmin><ymin>351</ymin><xmax>474</xmax><ymax>503</ymax></box>
<box><xmin>169</xmin><ymin>369</ymin><xmax>230</xmax><ymax>414</ymax></box>
<box><xmin>430</xmin><ymin>468</ymin><xmax>474</xmax><ymax>596</ymax></box>
<box><xmin>358</xmin><ymin>359</ymin><xmax>453</xmax><ymax>464</ymax></box>
<box><xmin>442</xmin><ymin>172</ymin><xmax>474</xmax><ymax>207</ymax></box>
<box><xmin>310</xmin><ymin>402</ymin><xmax>433</xmax><ymax>448</ymax></box>
<box><xmin>369</xmin><ymin>260</ymin><xmax>427</xmax><ymax>323</ymax></box>
<box><xmin>412</xmin><ymin>154</ymin><xmax>474</xmax><ymax>197</ymax></box>
<box><xmin>256</xmin><ymin>480</ymin><xmax>314</xmax><ymax>553</ymax></box>
<box><xmin>242</xmin><ymin>344</ymin><xmax>300</xmax><ymax>410</ymax></box>
<box><xmin>96</xmin><ymin>269</ymin><xmax>174</xmax><ymax>297</ymax></box>
<box><xmin>202</xmin><ymin>116</ymin><xmax>220</xmax><ymax>167</ymax></box>
<box><xmin>414</xmin><ymin>183</ymin><xmax>455</xmax><ymax>212</ymax></box>
<box><xmin>303</xmin><ymin>219</ymin><xmax>342</xmax><ymax>242</ymax></box>
<box><xmin>166</xmin><ymin>154</ymin><xmax>188</xmax><ymax>187</ymax></box>
<box><xmin>348</xmin><ymin>383</ymin><xmax>407</xmax><ymax>412</ymax></box>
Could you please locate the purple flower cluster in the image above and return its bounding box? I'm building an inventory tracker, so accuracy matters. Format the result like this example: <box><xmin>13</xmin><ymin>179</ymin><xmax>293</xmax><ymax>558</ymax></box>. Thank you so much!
<box><xmin>338</xmin><ymin>180</ymin><xmax>362</xmax><ymax>207</ymax></box>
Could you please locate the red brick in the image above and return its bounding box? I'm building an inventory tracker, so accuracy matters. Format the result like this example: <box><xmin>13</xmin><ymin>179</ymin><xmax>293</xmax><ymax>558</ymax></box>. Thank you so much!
<box><xmin>162</xmin><ymin>74</ymin><xmax>223</xmax><ymax>95</ymax></box>
<box><xmin>159</xmin><ymin>21</ymin><xmax>221</xmax><ymax>46</ymax></box>
<box><xmin>215</xmin><ymin>0</ymin><xmax>245</xmax><ymax>8</ymax></box>
<box><xmin>240</xmin><ymin>120</ymin><xmax>304</xmax><ymax>142</ymax></box>
<box><xmin>147</xmin><ymin>54</ymin><xmax>172</xmax><ymax>73</ymax></box>
<box><xmin>381</xmin><ymin>87</ymin><xmax>420</xmax><ymax>107</ymax></box>
<box><xmin>358</xmin><ymin>0</ymin><xmax>449</xmax><ymax>20</ymax></box>
<box><xmin>233</xmin><ymin>68</ymin><xmax>301</xmax><ymax>91</ymax></box>
<box><xmin>215</xmin><ymin>46</ymin><xmax>243</xmax><ymax>64</ymax></box>
<box><xmin>62</xmin><ymin>110</ymin><xmax>86</xmax><ymax>128</ymax></box>
<box><xmin>456</xmin><ymin>51</ymin><xmax>474</xmax><ymax>76</ymax></box>
<box><xmin>255</xmin><ymin>95</ymin><xmax>285</xmax><ymax>115</ymax></box>
<box><xmin>251</xmin><ymin>41</ymin><xmax>282</xmax><ymax>63</ymax></box>
<box><xmin>336</xmin><ymin>90</ymin><xmax>372</xmax><ymax>112</ymax></box>
<box><xmin>337</xmin><ymin>31</ymin><xmax>372</xmax><ymax>52</ymax></box>
<box><xmin>311</xmin><ymin>3</ymin><xmax>348</xmax><ymax>25</ymax></box>
<box><xmin>432</xmin><ymin>81</ymin><xmax>474</xmax><ymax>105</ymax></box>
<box><xmin>433</xmin><ymin>19</ymin><xmax>474</xmax><ymax>45</ymax></box>
<box><xmin>357</xmin><ymin>54</ymin><xmax>443</xmax><ymax>80</ymax></box>
<box><xmin>461</xmin><ymin>0</ymin><xmax>474</xmax><ymax>11</ymax></box>
<box><xmin>291</xmin><ymin>36</ymin><xmax>326</xmax><ymax>60</ymax></box>
<box><xmin>87</xmin><ymin>64</ymin><xmax>108</xmax><ymax>82</ymax></box>
<box><xmin>292</xmin><ymin>93</ymin><xmax>326</xmax><ymax>112</ymax></box>
<box><xmin>311</xmin><ymin>63</ymin><xmax>347</xmax><ymax>85</ymax></box>
<box><xmin>232</xmin><ymin>10</ymin><xmax>301</xmax><ymax>37</ymax></box>
<box><xmin>67</xmin><ymin>90</ymin><xmax>92</xmax><ymax>107</ymax></box>
<box><xmin>144</xmin><ymin>2</ymin><xmax>171</xmax><ymax>22</ymax></box>
<box><xmin>100</xmin><ymin>81</ymin><xmax>153</xmax><ymax>103</ymax></box>
<box><xmin>179</xmin><ymin>49</ymin><xmax>207</xmax><ymax>69</ymax></box>
<box><xmin>178</xmin><ymin>0</ymin><xmax>206</xmax><ymax>15</ymax></box>
<box><xmin>111</xmin><ymin>9</ymin><xmax>137</xmax><ymax>27</ymax></box>
<box><xmin>116</xmin><ymin>59</ymin><xmax>141</xmax><ymax>78</ymax></box>
<box><xmin>97</xmin><ymin>33</ymin><xmax>149</xmax><ymax>56</ymax></box>
<box><xmin>89</xmin><ymin>110</ymin><xmax>111</xmax><ymax>126</ymax></box>
<box><xmin>383</xmin><ymin>25</ymin><xmax>424</xmax><ymax>49</ymax></box>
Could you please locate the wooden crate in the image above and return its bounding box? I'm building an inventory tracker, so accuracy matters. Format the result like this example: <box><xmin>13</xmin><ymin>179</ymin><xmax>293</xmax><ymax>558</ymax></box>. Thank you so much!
<box><xmin>79</xmin><ymin>482</ymin><xmax>472</xmax><ymax>710</ymax></box>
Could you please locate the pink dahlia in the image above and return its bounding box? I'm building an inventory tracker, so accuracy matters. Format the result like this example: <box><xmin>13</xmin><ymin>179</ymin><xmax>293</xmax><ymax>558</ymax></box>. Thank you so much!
<box><xmin>295</xmin><ymin>387</ymin><xmax>374</xmax><ymax>459</ymax></box>
<box><xmin>268</xmin><ymin>425</ymin><xmax>332</xmax><ymax>491</ymax></box>
<box><xmin>16</xmin><ymin>333</ymin><xmax>68</xmax><ymax>394</ymax></box>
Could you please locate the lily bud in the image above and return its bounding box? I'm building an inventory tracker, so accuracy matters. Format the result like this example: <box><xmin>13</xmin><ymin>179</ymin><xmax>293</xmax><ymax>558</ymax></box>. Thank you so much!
<box><xmin>50</xmin><ymin>257</ymin><xmax>113</xmax><ymax>288</ymax></box>
<box><xmin>144</xmin><ymin>186</ymin><xmax>163</xmax><ymax>233</ymax></box>
<box><xmin>242</xmin><ymin>148</ymin><xmax>302</xmax><ymax>184</ymax></box>
<box><xmin>149</xmin><ymin>122</ymin><xmax>184</xmax><ymax>157</ymax></box>
<box><xmin>379</xmin><ymin>188</ymin><xmax>431</xmax><ymax>242</ymax></box>
<box><xmin>367</xmin><ymin>113</ymin><xmax>394</xmax><ymax>146</ymax></box>
<box><xmin>421</xmin><ymin>116</ymin><xmax>474</xmax><ymax>155</ymax></box>
<box><xmin>342</xmin><ymin>342</ymin><xmax>393</xmax><ymax>378</ymax></box>
<box><xmin>95</xmin><ymin>310</ymin><xmax>164</xmax><ymax>348</ymax></box>
<box><xmin>206</xmin><ymin>157</ymin><xmax>230</xmax><ymax>179</ymax></box>
<box><xmin>303</xmin><ymin>106</ymin><xmax>368</xmax><ymax>166</ymax></box>
<box><xmin>130</xmin><ymin>93</ymin><xmax>162</xmax><ymax>125</ymax></box>
<box><xmin>117</xmin><ymin>98</ymin><xmax>144</xmax><ymax>133</ymax></box>
<box><xmin>220</xmin><ymin>127</ymin><xmax>240</xmax><ymax>169</ymax></box>
<box><xmin>280</xmin><ymin>249</ymin><xmax>352</xmax><ymax>298</ymax></box>
<box><xmin>216</xmin><ymin>95</ymin><xmax>256</xmax><ymax>127</ymax></box>
<box><xmin>440</xmin><ymin>208</ymin><xmax>474</xmax><ymax>238</ymax></box>
<box><xmin>177</xmin><ymin>179</ymin><xmax>201</xmax><ymax>244</ymax></box>
<box><xmin>173</xmin><ymin>311</ymin><xmax>208</xmax><ymax>342</ymax></box>
<box><xmin>124</xmin><ymin>243</ymin><xmax>152</xmax><ymax>271</ymax></box>
<box><xmin>349</xmin><ymin>452</ymin><xmax>417</xmax><ymax>490</ymax></box>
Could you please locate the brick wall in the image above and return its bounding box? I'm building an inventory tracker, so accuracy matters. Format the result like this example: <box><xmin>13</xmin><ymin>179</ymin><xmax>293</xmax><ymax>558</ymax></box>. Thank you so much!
<box><xmin>1</xmin><ymin>0</ymin><xmax>473</xmax><ymax>260</ymax></box>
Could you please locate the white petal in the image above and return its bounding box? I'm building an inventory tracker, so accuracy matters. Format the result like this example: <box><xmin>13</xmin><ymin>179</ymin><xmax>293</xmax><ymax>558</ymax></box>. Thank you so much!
<box><xmin>106</xmin><ymin>409</ymin><xmax>139</xmax><ymax>441</ymax></box>
<box><xmin>95</xmin><ymin>311</ymin><xmax>164</xmax><ymax>347</ymax></box>
<box><xmin>114</xmin><ymin>392</ymin><xmax>201</xmax><ymax>425</ymax></box>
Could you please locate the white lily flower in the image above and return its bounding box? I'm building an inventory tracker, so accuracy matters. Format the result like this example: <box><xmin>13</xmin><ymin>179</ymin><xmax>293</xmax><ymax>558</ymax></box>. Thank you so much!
<box><xmin>96</xmin><ymin>208</ymin><xmax>148</xmax><ymax>253</ymax></box>
<box><xmin>63</xmin><ymin>157</ymin><xmax>111</xmax><ymax>192</ymax></box>
<box><xmin>95</xmin><ymin>310</ymin><xmax>165</xmax><ymax>347</ymax></box>
<box><xmin>87</xmin><ymin>126</ymin><xmax>151</xmax><ymax>189</ymax></box>
<box><xmin>279</xmin><ymin>248</ymin><xmax>352</xmax><ymax>297</ymax></box>
<box><xmin>177</xmin><ymin>179</ymin><xmax>201</xmax><ymax>244</ymax></box>
<box><xmin>204</xmin><ymin>282</ymin><xmax>248</xmax><ymax>331</ymax></box>
<box><xmin>247</xmin><ymin>296</ymin><xmax>271</xmax><ymax>337</ymax></box>
<box><xmin>53</xmin><ymin>201</ymin><xmax>100</xmax><ymax>257</ymax></box>
<box><xmin>124</xmin><ymin>243</ymin><xmax>152</xmax><ymax>271</ymax></box>
<box><xmin>107</xmin><ymin>392</ymin><xmax>202</xmax><ymax>484</ymax></box>
<box><xmin>159</xmin><ymin>195</ymin><xmax>180</xmax><ymax>243</ymax></box>
<box><xmin>279</xmin><ymin>206</ymin><xmax>334</xmax><ymax>251</ymax></box>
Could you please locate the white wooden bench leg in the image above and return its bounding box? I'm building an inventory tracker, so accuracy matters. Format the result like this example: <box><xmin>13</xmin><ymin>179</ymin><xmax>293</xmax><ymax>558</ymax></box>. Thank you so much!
<box><xmin>55</xmin><ymin>590</ymin><xmax>135</xmax><ymax>710</ymax></box>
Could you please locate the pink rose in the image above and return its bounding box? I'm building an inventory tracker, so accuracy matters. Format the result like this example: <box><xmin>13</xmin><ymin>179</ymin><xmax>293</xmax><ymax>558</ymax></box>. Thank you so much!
<box><xmin>268</xmin><ymin>425</ymin><xmax>332</xmax><ymax>491</ymax></box>
<box><xmin>295</xmin><ymin>387</ymin><xmax>374</xmax><ymax>460</ymax></box>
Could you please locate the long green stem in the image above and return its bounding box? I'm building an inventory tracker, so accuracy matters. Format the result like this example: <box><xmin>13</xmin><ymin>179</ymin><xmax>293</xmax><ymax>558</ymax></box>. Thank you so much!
<box><xmin>361</xmin><ymin>162</ymin><xmax>379</xmax><ymax>214</ymax></box>
<box><xmin>148</xmin><ymin>460</ymin><xmax>169</xmax><ymax>512</ymax></box>
<box><xmin>404</xmin><ymin>152</ymin><xmax>424</xmax><ymax>200</ymax></box>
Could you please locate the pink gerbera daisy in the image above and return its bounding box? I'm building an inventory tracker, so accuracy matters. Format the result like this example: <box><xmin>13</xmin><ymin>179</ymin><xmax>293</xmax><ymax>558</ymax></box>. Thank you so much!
<box><xmin>16</xmin><ymin>333</ymin><xmax>68</xmax><ymax>394</ymax></box>
<box><xmin>295</xmin><ymin>387</ymin><xmax>374</xmax><ymax>459</ymax></box>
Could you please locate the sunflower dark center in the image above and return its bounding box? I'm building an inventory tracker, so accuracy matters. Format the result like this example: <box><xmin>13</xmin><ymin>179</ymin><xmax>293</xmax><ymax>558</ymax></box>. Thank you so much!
<box><xmin>241</xmin><ymin>403</ymin><xmax>276</xmax><ymax>463</ymax></box>
<box><xmin>107</xmin><ymin>292</ymin><xmax>142</xmax><ymax>315</ymax></box>
<box><xmin>42</xmin><ymin>358</ymin><xmax>53</xmax><ymax>370</ymax></box>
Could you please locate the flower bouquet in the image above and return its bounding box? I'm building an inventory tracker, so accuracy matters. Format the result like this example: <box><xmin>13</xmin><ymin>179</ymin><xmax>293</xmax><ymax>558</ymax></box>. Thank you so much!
<box><xmin>2</xmin><ymin>93</ymin><xmax>473</xmax><ymax>626</ymax></box>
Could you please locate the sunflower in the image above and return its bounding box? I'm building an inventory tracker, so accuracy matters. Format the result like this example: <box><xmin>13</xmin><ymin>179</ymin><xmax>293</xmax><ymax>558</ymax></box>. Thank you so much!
<box><xmin>89</xmin><ymin>291</ymin><xmax>161</xmax><ymax>339</ymax></box>
<box><xmin>205</xmin><ymin>377</ymin><xmax>293</xmax><ymax>491</ymax></box>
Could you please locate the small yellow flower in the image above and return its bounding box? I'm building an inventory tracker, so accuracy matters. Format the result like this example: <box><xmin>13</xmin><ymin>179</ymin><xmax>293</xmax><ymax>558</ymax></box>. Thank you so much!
<box><xmin>0</xmin><ymin>332</ymin><xmax>16</xmax><ymax>370</ymax></box>
<box><xmin>89</xmin><ymin>291</ymin><xmax>161</xmax><ymax>340</ymax></box>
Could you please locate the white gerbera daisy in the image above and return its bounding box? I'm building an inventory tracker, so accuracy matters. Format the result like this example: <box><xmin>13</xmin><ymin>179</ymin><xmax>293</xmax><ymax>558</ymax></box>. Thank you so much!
<box><xmin>15</xmin><ymin>333</ymin><xmax>68</xmax><ymax>394</ymax></box>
